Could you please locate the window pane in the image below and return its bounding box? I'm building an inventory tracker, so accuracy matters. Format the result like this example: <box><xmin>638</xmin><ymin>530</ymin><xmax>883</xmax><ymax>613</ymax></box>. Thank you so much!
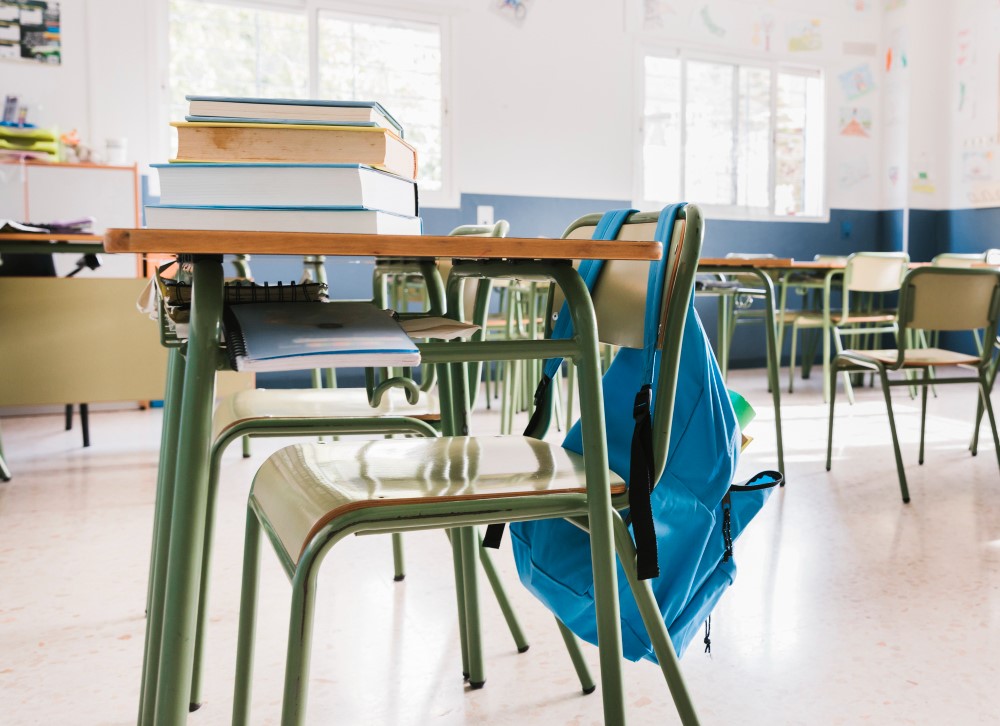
<box><xmin>736</xmin><ymin>67</ymin><xmax>770</xmax><ymax>209</ymax></box>
<box><xmin>168</xmin><ymin>0</ymin><xmax>308</xmax><ymax>135</ymax></box>
<box><xmin>642</xmin><ymin>56</ymin><xmax>681</xmax><ymax>203</ymax></box>
<box><xmin>318</xmin><ymin>13</ymin><xmax>442</xmax><ymax>191</ymax></box>
<box><xmin>685</xmin><ymin>61</ymin><xmax>735</xmax><ymax>205</ymax></box>
<box><xmin>775</xmin><ymin>71</ymin><xmax>823</xmax><ymax>216</ymax></box>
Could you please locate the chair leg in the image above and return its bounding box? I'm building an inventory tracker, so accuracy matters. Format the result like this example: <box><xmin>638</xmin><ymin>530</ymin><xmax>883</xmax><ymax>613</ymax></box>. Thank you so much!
<box><xmin>232</xmin><ymin>509</ymin><xmax>262</xmax><ymax>726</ymax></box>
<box><xmin>80</xmin><ymin>403</ymin><xmax>90</xmax><ymax>447</ymax></box>
<box><xmin>875</xmin><ymin>366</ymin><xmax>910</xmax><ymax>503</ymax></box>
<box><xmin>448</xmin><ymin>528</ymin><xmax>470</xmax><ymax>680</ymax></box>
<box><xmin>0</xmin><ymin>419</ymin><xmax>9</xmax><ymax>481</ymax></box>
<box><xmin>611</xmin><ymin>513</ymin><xmax>700</xmax><ymax>725</ymax></box>
<box><xmin>555</xmin><ymin>617</ymin><xmax>596</xmax><ymax>695</ymax></box>
<box><xmin>826</xmin><ymin>361</ymin><xmax>838</xmax><ymax>472</ymax></box>
<box><xmin>832</xmin><ymin>328</ymin><xmax>855</xmax><ymax>405</ymax></box>
<box><xmin>919</xmin><ymin>369</ymin><xmax>929</xmax><ymax>465</ymax></box>
<box><xmin>280</xmin><ymin>557</ymin><xmax>320</xmax><ymax>726</ymax></box>
<box><xmin>459</xmin><ymin>526</ymin><xmax>486</xmax><ymax>688</ymax></box>
<box><xmin>788</xmin><ymin>321</ymin><xmax>799</xmax><ymax>393</ymax></box>
<box><xmin>391</xmin><ymin>533</ymin><xmax>406</xmax><ymax>581</ymax></box>
<box><xmin>978</xmin><ymin>373</ymin><xmax>1000</xmax><ymax>472</ymax></box>
<box><xmin>241</xmin><ymin>435</ymin><xmax>252</xmax><ymax>458</ymax></box>
<box><xmin>476</xmin><ymin>534</ymin><xmax>529</xmax><ymax>653</ymax></box>
<box><xmin>65</xmin><ymin>403</ymin><xmax>73</xmax><ymax>430</ymax></box>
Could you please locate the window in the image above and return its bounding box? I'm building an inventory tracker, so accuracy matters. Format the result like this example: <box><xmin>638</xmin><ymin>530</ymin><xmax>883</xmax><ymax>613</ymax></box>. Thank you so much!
<box><xmin>167</xmin><ymin>1</ymin><xmax>449</xmax><ymax>202</ymax></box>
<box><xmin>641</xmin><ymin>53</ymin><xmax>824</xmax><ymax>218</ymax></box>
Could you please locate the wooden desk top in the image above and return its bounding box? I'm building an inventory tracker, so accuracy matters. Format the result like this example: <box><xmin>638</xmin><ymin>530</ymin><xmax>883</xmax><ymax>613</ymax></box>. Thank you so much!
<box><xmin>103</xmin><ymin>228</ymin><xmax>663</xmax><ymax>261</ymax></box>
<box><xmin>699</xmin><ymin>257</ymin><xmax>793</xmax><ymax>269</ymax></box>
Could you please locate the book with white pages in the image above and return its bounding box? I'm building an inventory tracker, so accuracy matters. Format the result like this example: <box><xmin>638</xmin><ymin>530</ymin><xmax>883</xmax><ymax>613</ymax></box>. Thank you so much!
<box><xmin>144</xmin><ymin>204</ymin><xmax>423</xmax><ymax>235</ymax></box>
<box><xmin>152</xmin><ymin>163</ymin><xmax>418</xmax><ymax>217</ymax></box>
<box><xmin>185</xmin><ymin>95</ymin><xmax>404</xmax><ymax>137</ymax></box>
<box><xmin>222</xmin><ymin>301</ymin><xmax>421</xmax><ymax>372</ymax></box>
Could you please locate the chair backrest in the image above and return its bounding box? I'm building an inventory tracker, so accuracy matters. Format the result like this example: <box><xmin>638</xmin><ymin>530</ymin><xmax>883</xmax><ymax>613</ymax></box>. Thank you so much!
<box><xmin>438</xmin><ymin>221</ymin><xmax>510</xmax><ymax>319</ymax></box>
<box><xmin>843</xmin><ymin>251</ymin><xmax>909</xmax><ymax>292</ymax></box>
<box><xmin>559</xmin><ymin>206</ymin><xmax>705</xmax><ymax>482</ymax></box>
<box><xmin>898</xmin><ymin>268</ymin><xmax>1000</xmax><ymax>337</ymax></box>
<box><xmin>931</xmin><ymin>252</ymin><xmax>985</xmax><ymax>269</ymax></box>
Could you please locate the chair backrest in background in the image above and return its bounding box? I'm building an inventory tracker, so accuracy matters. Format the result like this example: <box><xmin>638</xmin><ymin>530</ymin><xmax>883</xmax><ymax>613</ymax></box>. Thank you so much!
<box><xmin>900</xmin><ymin>267</ymin><xmax>1000</xmax><ymax>335</ymax></box>
<box><xmin>844</xmin><ymin>251</ymin><xmax>909</xmax><ymax>292</ymax></box>
<box><xmin>931</xmin><ymin>252</ymin><xmax>986</xmax><ymax>269</ymax></box>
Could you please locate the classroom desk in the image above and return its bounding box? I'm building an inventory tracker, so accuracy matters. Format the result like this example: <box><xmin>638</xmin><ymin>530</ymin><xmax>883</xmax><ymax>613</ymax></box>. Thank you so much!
<box><xmin>697</xmin><ymin>257</ymin><xmax>789</xmax><ymax>474</ymax></box>
<box><xmin>105</xmin><ymin>227</ymin><xmax>663</xmax><ymax>726</ymax></box>
<box><xmin>0</xmin><ymin>231</ymin><xmax>105</xmax><ymax>255</ymax></box>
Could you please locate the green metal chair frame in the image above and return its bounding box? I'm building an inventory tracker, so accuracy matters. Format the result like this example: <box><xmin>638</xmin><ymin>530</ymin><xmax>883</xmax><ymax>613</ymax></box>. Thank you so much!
<box><xmin>230</xmin><ymin>207</ymin><xmax>706</xmax><ymax>726</ymax></box>
<box><xmin>0</xmin><ymin>424</ymin><xmax>10</xmax><ymax>481</ymax></box>
<box><xmin>825</xmin><ymin>267</ymin><xmax>1000</xmax><ymax>502</ymax></box>
<box><xmin>789</xmin><ymin>252</ymin><xmax>909</xmax><ymax>403</ymax></box>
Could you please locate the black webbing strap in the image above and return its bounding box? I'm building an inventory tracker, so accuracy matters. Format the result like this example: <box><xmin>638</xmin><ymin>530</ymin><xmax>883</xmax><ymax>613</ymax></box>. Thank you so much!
<box><xmin>629</xmin><ymin>384</ymin><xmax>659</xmax><ymax>580</ymax></box>
<box><xmin>483</xmin><ymin>376</ymin><xmax>552</xmax><ymax>549</ymax></box>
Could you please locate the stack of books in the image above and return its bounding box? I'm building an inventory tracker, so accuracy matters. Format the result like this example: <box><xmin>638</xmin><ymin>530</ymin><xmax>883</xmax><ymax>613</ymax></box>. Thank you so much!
<box><xmin>146</xmin><ymin>96</ymin><xmax>422</xmax><ymax>235</ymax></box>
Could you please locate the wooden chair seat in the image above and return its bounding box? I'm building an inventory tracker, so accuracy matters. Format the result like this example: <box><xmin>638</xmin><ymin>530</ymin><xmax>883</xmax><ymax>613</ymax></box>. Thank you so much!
<box><xmin>212</xmin><ymin>387</ymin><xmax>441</xmax><ymax>440</ymax></box>
<box><xmin>253</xmin><ymin>437</ymin><xmax>626</xmax><ymax>566</ymax></box>
<box><xmin>794</xmin><ymin>311</ymin><xmax>897</xmax><ymax>326</ymax></box>
<box><xmin>843</xmin><ymin>347</ymin><xmax>981</xmax><ymax>368</ymax></box>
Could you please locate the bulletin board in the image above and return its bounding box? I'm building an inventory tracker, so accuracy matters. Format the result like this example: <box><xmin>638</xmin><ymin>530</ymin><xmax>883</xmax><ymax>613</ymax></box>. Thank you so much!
<box><xmin>0</xmin><ymin>1</ymin><xmax>61</xmax><ymax>65</ymax></box>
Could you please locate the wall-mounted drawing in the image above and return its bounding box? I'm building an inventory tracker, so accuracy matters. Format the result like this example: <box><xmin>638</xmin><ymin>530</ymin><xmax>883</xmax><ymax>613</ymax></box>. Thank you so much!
<box><xmin>786</xmin><ymin>19</ymin><xmax>822</xmax><ymax>52</ymax></box>
<box><xmin>839</xmin><ymin>107</ymin><xmax>872</xmax><ymax>137</ymax></box>
<box><xmin>698</xmin><ymin>5</ymin><xmax>726</xmax><ymax>37</ymax></box>
<box><xmin>0</xmin><ymin>1</ymin><xmax>61</xmax><ymax>65</ymax></box>
<box><xmin>963</xmin><ymin>151</ymin><xmax>994</xmax><ymax>182</ymax></box>
<box><xmin>492</xmin><ymin>0</ymin><xmax>532</xmax><ymax>26</ymax></box>
<box><xmin>839</xmin><ymin>63</ymin><xmax>875</xmax><ymax>100</ymax></box>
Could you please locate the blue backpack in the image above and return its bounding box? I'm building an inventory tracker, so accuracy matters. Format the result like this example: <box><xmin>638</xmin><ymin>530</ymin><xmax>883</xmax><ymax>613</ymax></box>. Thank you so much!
<box><xmin>492</xmin><ymin>206</ymin><xmax>780</xmax><ymax>662</ymax></box>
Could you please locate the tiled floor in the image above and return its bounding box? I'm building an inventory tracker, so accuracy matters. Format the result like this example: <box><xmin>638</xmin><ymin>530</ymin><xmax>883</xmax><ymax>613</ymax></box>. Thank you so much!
<box><xmin>1</xmin><ymin>368</ymin><xmax>999</xmax><ymax>725</ymax></box>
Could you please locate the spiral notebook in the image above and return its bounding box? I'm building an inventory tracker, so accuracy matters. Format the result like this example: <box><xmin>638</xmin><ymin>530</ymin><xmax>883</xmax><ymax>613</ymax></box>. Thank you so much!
<box><xmin>222</xmin><ymin>301</ymin><xmax>420</xmax><ymax>372</ymax></box>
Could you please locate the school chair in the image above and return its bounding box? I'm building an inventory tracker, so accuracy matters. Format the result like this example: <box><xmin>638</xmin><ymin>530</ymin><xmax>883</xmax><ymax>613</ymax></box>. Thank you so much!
<box><xmin>788</xmin><ymin>252</ymin><xmax>909</xmax><ymax>403</ymax></box>
<box><xmin>230</xmin><ymin>206</ymin><xmax>706</xmax><ymax>726</ymax></box>
<box><xmin>826</xmin><ymin>267</ymin><xmax>1000</xmax><ymax>502</ymax></box>
<box><xmin>186</xmin><ymin>222</ymin><xmax>556</xmax><ymax>707</ymax></box>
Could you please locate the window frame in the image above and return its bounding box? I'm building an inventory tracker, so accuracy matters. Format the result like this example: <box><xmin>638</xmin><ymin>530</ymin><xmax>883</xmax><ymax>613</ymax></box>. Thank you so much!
<box><xmin>635</xmin><ymin>45</ymin><xmax>828</xmax><ymax>223</ymax></box>
<box><xmin>160</xmin><ymin>0</ymin><xmax>456</xmax><ymax>208</ymax></box>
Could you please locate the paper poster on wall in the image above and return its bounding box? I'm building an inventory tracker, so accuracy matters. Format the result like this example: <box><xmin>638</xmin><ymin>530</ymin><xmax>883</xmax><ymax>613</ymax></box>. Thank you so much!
<box><xmin>786</xmin><ymin>19</ymin><xmax>822</xmax><ymax>52</ymax></box>
<box><xmin>911</xmin><ymin>170</ymin><xmax>936</xmax><ymax>195</ymax></box>
<box><xmin>885</xmin><ymin>27</ymin><xmax>907</xmax><ymax>73</ymax></box>
<box><xmin>0</xmin><ymin>1</ymin><xmax>60</xmax><ymax>64</ymax></box>
<box><xmin>848</xmin><ymin>0</ymin><xmax>872</xmax><ymax>11</ymax></box>
<box><xmin>839</xmin><ymin>64</ymin><xmax>875</xmax><ymax>100</ymax></box>
<box><xmin>888</xmin><ymin>166</ymin><xmax>900</xmax><ymax>186</ymax></box>
<box><xmin>751</xmin><ymin>13</ymin><xmax>775</xmax><ymax>52</ymax></box>
<box><xmin>884</xmin><ymin>0</ymin><xmax>906</xmax><ymax>10</ymax></box>
<box><xmin>839</xmin><ymin>107</ymin><xmax>872</xmax><ymax>137</ymax></box>
<box><xmin>838</xmin><ymin>157</ymin><xmax>871</xmax><ymax>190</ymax></box>
<box><xmin>963</xmin><ymin>151</ymin><xmax>994</xmax><ymax>182</ymax></box>
<box><xmin>642</xmin><ymin>0</ymin><xmax>679</xmax><ymax>30</ymax></box>
<box><xmin>492</xmin><ymin>0</ymin><xmax>532</xmax><ymax>26</ymax></box>
<box><xmin>697</xmin><ymin>4</ymin><xmax>726</xmax><ymax>37</ymax></box>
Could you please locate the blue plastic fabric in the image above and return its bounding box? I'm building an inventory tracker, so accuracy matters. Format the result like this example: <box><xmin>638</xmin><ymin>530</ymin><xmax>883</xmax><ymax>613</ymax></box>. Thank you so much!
<box><xmin>509</xmin><ymin>207</ymin><xmax>775</xmax><ymax>662</ymax></box>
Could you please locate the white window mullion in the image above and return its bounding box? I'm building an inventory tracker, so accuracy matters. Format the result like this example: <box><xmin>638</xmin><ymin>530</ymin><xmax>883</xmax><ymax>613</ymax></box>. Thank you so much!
<box><xmin>768</xmin><ymin>67</ymin><xmax>777</xmax><ymax>217</ymax></box>
<box><xmin>730</xmin><ymin>63</ymin><xmax>739</xmax><ymax>207</ymax></box>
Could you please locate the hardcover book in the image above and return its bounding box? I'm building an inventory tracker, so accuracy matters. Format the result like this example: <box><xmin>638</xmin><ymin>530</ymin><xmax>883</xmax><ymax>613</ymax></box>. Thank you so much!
<box><xmin>153</xmin><ymin>163</ymin><xmax>418</xmax><ymax>217</ymax></box>
<box><xmin>171</xmin><ymin>122</ymin><xmax>418</xmax><ymax>180</ymax></box>
<box><xmin>186</xmin><ymin>95</ymin><xmax>404</xmax><ymax>137</ymax></box>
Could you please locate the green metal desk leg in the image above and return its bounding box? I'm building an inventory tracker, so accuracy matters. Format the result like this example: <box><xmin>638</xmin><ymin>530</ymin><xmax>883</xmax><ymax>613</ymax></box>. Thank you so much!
<box><xmin>555</xmin><ymin>266</ymin><xmax>626</xmax><ymax>724</ymax></box>
<box><xmin>153</xmin><ymin>256</ymin><xmax>223</xmax><ymax>724</ymax></box>
<box><xmin>754</xmin><ymin>269</ymin><xmax>786</xmax><ymax>477</ymax></box>
<box><xmin>139</xmin><ymin>347</ymin><xmax>186</xmax><ymax>726</ymax></box>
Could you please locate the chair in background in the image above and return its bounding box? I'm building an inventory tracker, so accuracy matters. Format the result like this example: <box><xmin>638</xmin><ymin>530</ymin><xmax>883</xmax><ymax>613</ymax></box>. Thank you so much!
<box><xmin>788</xmin><ymin>252</ymin><xmax>909</xmax><ymax>403</ymax></box>
<box><xmin>230</xmin><ymin>207</ymin><xmax>706</xmax><ymax>726</ymax></box>
<box><xmin>826</xmin><ymin>267</ymin><xmax>1000</xmax><ymax>502</ymax></box>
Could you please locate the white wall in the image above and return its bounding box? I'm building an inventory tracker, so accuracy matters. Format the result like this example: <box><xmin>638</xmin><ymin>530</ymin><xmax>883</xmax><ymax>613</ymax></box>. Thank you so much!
<box><xmin>11</xmin><ymin>0</ymin><xmax>988</xmax><ymax>216</ymax></box>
